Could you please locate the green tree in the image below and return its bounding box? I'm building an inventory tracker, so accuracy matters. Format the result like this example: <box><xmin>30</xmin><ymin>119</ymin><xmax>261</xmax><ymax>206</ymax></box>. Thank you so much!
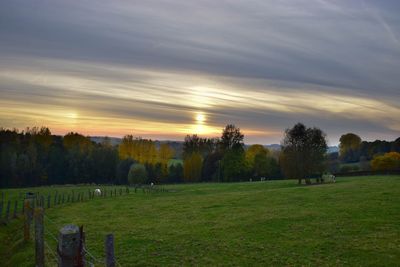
<box><xmin>221</xmin><ymin>148</ymin><xmax>248</xmax><ymax>182</ymax></box>
<box><xmin>219</xmin><ymin>124</ymin><xmax>244</xmax><ymax>152</ymax></box>
<box><xmin>128</xmin><ymin>163</ymin><xmax>148</xmax><ymax>185</ymax></box>
<box><xmin>280</xmin><ymin>123</ymin><xmax>328</xmax><ymax>184</ymax></box>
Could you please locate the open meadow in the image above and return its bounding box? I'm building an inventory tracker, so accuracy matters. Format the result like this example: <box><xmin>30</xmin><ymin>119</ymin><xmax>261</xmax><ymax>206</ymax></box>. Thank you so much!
<box><xmin>1</xmin><ymin>176</ymin><xmax>400</xmax><ymax>266</ymax></box>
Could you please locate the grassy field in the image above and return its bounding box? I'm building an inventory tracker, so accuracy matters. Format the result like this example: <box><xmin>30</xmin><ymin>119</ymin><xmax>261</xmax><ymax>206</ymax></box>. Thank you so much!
<box><xmin>1</xmin><ymin>176</ymin><xmax>399</xmax><ymax>266</ymax></box>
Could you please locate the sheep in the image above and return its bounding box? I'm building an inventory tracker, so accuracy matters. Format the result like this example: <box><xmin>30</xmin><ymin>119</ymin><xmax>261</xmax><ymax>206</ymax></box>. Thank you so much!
<box><xmin>322</xmin><ymin>174</ymin><xmax>336</xmax><ymax>183</ymax></box>
<box><xmin>94</xmin><ymin>188</ymin><xmax>102</xmax><ymax>196</ymax></box>
<box><xmin>150</xmin><ymin>182</ymin><xmax>154</xmax><ymax>187</ymax></box>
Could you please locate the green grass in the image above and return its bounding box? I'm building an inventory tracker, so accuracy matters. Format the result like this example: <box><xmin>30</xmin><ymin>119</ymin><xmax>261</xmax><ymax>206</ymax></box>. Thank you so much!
<box><xmin>1</xmin><ymin>176</ymin><xmax>400</xmax><ymax>266</ymax></box>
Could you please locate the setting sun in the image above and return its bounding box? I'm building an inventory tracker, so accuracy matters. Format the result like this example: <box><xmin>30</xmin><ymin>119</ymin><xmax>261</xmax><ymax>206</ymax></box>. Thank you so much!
<box><xmin>195</xmin><ymin>113</ymin><xmax>206</xmax><ymax>123</ymax></box>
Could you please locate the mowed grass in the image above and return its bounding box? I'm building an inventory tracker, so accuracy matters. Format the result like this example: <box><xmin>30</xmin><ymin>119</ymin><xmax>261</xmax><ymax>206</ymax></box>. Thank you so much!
<box><xmin>1</xmin><ymin>176</ymin><xmax>400</xmax><ymax>266</ymax></box>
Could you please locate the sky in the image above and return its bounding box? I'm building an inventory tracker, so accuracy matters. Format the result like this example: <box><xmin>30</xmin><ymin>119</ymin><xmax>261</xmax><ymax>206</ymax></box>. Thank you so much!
<box><xmin>0</xmin><ymin>0</ymin><xmax>399</xmax><ymax>145</ymax></box>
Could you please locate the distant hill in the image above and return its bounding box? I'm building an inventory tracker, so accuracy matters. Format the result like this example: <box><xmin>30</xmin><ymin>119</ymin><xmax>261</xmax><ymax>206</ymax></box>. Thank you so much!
<box><xmin>327</xmin><ymin>146</ymin><xmax>339</xmax><ymax>153</ymax></box>
<box><xmin>90</xmin><ymin>136</ymin><xmax>122</xmax><ymax>146</ymax></box>
<box><xmin>90</xmin><ymin>137</ymin><xmax>338</xmax><ymax>158</ymax></box>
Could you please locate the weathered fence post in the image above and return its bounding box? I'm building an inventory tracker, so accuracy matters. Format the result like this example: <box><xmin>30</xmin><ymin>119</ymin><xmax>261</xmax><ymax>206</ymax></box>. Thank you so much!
<box><xmin>5</xmin><ymin>200</ymin><xmax>10</xmax><ymax>220</ymax></box>
<box><xmin>54</xmin><ymin>192</ymin><xmax>58</xmax><ymax>206</ymax></box>
<box><xmin>41</xmin><ymin>196</ymin><xmax>44</xmax><ymax>209</ymax></box>
<box><xmin>0</xmin><ymin>200</ymin><xmax>3</xmax><ymax>218</ymax></box>
<box><xmin>105</xmin><ymin>234</ymin><xmax>115</xmax><ymax>267</ymax></box>
<box><xmin>13</xmin><ymin>200</ymin><xmax>18</xmax><ymax>218</ymax></box>
<box><xmin>0</xmin><ymin>193</ymin><xmax>3</xmax><ymax>218</ymax></box>
<box><xmin>78</xmin><ymin>226</ymin><xmax>85</xmax><ymax>266</ymax></box>
<box><xmin>47</xmin><ymin>195</ymin><xmax>51</xmax><ymax>209</ymax></box>
<box><xmin>24</xmin><ymin>199</ymin><xmax>33</xmax><ymax>241</ymax></box>
<box><xmin>34</xmin><ymin>207</ymin><xmax>44</xmax><ymax>267</ymax></box>
<box><xmin>58</xmin><ymin>224</ymin><xmax>84</xmax><ymax>267</ymax></box>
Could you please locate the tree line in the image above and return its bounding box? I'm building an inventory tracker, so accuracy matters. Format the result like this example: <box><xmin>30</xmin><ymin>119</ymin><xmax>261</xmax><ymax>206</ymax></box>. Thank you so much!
<box><xmin>1</xmin><ymin>124</ymin><xmax>399</xmax><ymax>188</ymax></box>
<box><xmin>327</xmin><ymin>133</ymin><xmax>400</xmax><ymax>173</ymax></box>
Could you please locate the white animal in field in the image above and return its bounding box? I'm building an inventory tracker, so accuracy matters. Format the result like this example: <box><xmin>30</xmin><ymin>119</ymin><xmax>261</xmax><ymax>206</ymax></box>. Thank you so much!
<box><xmin>150</xmin><ymin>182</ymin><xmax>154</xmax><ymax>187</ymax></box>
<box><xmin>94</xmin><ymin>188</ymin><xmax>102</xmax><ymax>196</ymax></box>
<box><xmin>322</xmin><ymin>174</ymin><xmax>336</xmax><ymax>183</ymax></box>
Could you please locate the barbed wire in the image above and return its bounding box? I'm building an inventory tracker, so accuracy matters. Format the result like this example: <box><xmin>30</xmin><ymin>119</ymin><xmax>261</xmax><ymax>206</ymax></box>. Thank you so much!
<box><xmin>116</xmin><ymin>258</ymin><xmax>123</xmax><ymax>267</ymax></box>
<box><xmin>44</xmin><ymin>240</ymin><xmax>58</xmax><ymax>265</ymax></box>
<box><xmin>83</xmin><ymin>247</ymin><xmax>104</xmax><ymax>264</ymax></box>
<box><xmin>44</xmin><ymin>228</ymin><xmax>58</xmax><ymax>243</ymax></box>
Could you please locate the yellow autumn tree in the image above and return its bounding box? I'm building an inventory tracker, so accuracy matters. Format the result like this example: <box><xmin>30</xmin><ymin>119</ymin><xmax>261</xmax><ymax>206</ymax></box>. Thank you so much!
<box><xmin>245</xmin><ymin>144</ymin><xmax>269</xmax><ymax>167</ymax></box>
<box><xmin>183</xmin><ymin>152</ymin><xmax>203</xmax><ymax>182</ymax></box>
<box><xmin>118</xmin><ymin>136</ymin><xmax>157</xmax><ymax>164</ymax></box>
<box><xmin>371</xmin><ymin>152</ymin><xmax>400</xmax><ymax>171</ymax></box>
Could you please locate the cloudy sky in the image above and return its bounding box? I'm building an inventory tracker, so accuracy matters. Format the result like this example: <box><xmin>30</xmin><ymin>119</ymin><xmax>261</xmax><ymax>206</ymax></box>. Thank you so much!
<box><xmin>1</xmin><ymin>0</ymin><xmax>399</xmax><ymax>144</ymax></box>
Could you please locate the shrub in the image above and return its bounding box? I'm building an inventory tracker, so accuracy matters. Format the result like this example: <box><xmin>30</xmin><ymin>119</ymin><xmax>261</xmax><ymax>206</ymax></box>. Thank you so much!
<box><xmin>371</xmin><ymin>152</ymin><xmax>400</xmax><ymax>171</ymax></box>
<box><xmin>128</xmin><ymin>163</ymin><xmax>148</xmax><ymax>185</ymax></box>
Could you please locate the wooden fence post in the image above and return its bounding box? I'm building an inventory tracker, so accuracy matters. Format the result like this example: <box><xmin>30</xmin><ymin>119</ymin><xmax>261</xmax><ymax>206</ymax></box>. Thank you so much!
<box><xmin>13</xmin><ymin>200</ymin><xmax>18</xmax><ymax>218</ymax></box>
<box><xmin>24</xmin><ymin>199</ymin><xmax>33</xmax><ymax>241</ymax></box>
<box><xmin>5</xmin><ymin>200</ymin><xmax>10</xmax><ymax>220</ymax></box>
<box><xmin>105</xmin><ymin>234</ymin><xmax>115</xmax><ymax>267</ymax></box>
<box><xmin>34</xmin><ymin>207</ymin><xmax>44</xmax><ymax>267</ymax></box>
<box><xmin>0</xmin><ymin>196</ymin><xmax>3</xmax><ymax>218</ymax></box>
<box><xmin>54</xmin><ymin>192</ymin><xmax>58</xmax><ymax>206</ymax></box>
<box><xmin>47</xmin><ymin>195</ymin><xmax>51</xmax><ymax>209</ymax></box>
<box><xmin>58</xmin><ymin>224</ymin><xmax>83</xmax><ymax>267</ymax></box>
<box><xmin>78</xmin><ymin>226</ymin><xmax>85</xmax><ymax>267</ymax></box>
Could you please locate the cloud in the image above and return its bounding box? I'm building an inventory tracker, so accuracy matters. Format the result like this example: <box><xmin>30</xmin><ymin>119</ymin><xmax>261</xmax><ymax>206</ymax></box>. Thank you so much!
<box><xmin>0</xmin><ymin>0</ymin><xmax>399</xmax><ymax>144</ymax></box>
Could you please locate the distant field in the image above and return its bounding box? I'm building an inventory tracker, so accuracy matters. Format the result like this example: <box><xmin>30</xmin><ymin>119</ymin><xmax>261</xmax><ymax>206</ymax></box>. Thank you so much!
<box><xmin>168</xmin><ymin>158</ymin><xmax>183</xmax><ymax>167</ymax></box>
<box><xmin>1</xmin><ymin>176</ymin><xmax>399</xmax><ymax>266</ymax></box>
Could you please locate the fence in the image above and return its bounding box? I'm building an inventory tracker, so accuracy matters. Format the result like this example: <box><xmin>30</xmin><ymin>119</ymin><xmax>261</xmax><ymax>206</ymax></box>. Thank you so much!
<box><xmin>1</xmin><ymin>185</ymin><xmax>169</xmax><ymax>266</ymax></box>
<box><xmin>24</xmin><ymin>198</ymin><xmax>122</xmax><ymax>267</ymax></box>
<box><xmin>334</xmin><ymin>170</ymin><xmax>400</xmax><ymax>177</ymax></box>
<box><xmin>0</xmin><ymin>185</ymin><xmax>168</xmax><ymax>224</ymax></box>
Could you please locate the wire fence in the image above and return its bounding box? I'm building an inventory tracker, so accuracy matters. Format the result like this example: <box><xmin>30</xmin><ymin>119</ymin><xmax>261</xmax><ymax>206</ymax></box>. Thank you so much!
<box><xmin>0</xmin><ymin>185</ymin><xmax>170</xmax><ymax>266</ymax></box>
<box><xmin>0</xmin><ymin>185</ymin><xmax>169</xmax><ymax>224</ymax></box>
<box><xmin>42</xmin><ymin>213</ymin><xmax>122</xmax><ymax>267</ymax></box>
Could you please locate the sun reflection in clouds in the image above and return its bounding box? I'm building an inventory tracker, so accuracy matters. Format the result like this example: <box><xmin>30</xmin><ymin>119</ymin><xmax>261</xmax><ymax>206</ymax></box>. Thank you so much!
<box><xmin>1</xmin><ymin>58</ymin><xmax>399</xmax><ymax>143</ymax></box>
<box><xmin>192</xmin><ymin>111</ymin><xmax>208</xmax><ymax>135</ymax></box>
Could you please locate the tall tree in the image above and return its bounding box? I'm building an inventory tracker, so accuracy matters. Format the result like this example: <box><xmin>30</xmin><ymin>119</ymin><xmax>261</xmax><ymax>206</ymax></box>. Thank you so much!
<box><xmin>219</xmin><ymin>124</ymin><xmax>244</xmax><ymax>152</ymax></box>
<box><xmin>280</xmin><ymin>123</ymin><xmax>328</xmax><ymax>184</ymax></box>
<box><xmin>339</xmin><ymin>133</ymin><xmax>361</xmax><ymax>163</ymax></box>
<box><xmin>183</xmin><ymin>152</ymin><xmax>203</xmax><ymax>182</ymax></box>
<box><xmin>221</xmin><ymin>148</ymin><xmax>248</xmax><ymax>182</ymax></box>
